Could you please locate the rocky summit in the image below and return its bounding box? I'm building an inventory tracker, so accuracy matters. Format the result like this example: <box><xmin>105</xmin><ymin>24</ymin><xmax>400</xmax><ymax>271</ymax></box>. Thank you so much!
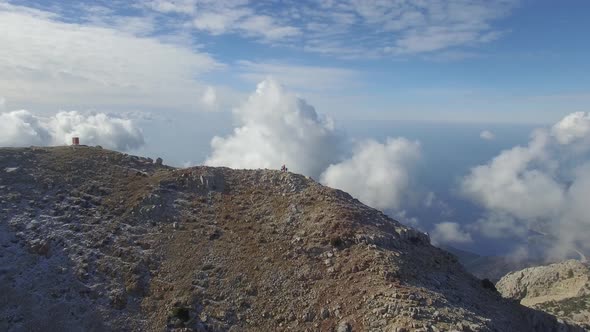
<box><xmin>497</xmin><ymin>260</ymin><xmax>590</xmax><ymax>329</ymax></box>
<box><xmin>0</xmin><ymin>146</ymin><xmax>584</xmax><ymax>331</ymax></box>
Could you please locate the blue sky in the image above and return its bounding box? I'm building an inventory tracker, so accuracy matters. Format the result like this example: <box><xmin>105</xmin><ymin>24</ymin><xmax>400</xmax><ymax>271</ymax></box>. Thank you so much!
<box><xmin>2</xmin><ymin>0</ymin><xmax>590</xmax><ymax>258</ymax></box>
<box><xmin>1</xmin><ymin>0</ymin><xmax>589</xmax><ymax>124</ymax></box>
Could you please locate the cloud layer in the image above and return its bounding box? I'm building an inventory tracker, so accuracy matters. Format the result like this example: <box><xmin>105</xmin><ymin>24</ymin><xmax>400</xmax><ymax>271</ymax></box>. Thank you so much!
<box><xmin>551</xmin><ymin>111</ymin><xmax>590</xmax><ymax>145</ymax></box>
<box><xmin>0</xmin><ymin>110</ymin><xmax>144</xmax><ymax>151</ymax></box>
<box><xmin>206</xmin><ymin>78</ymin><xmax>422</xmax><ymax>212</ymax></box>
<box><xmin>144</xmin><ymin>0</ymin><xmax>517</xmax><ymax>57</ymax></box>
<box><xmin>431</xmin><ymin>222</ymin><xmax>473</xmax><ymax>245</ymax></box>
<box><xmin>461</xmin><ymin>112</ymin><xmax>590</xmax><ymax>259</ymax></box>
<box><xmin>14</xmin><ymin>0</ymin><xmax>518</xmax><ymax>62</ymax></box>
<box><xmin>320</xmin><ymin>138</ymin><xmax>421</xmax><ymax>210</ymax></box>
<box><xmin>0</xmin><ymin>2</ymin><xmax>222</xmax><ymax>112</ymax></box>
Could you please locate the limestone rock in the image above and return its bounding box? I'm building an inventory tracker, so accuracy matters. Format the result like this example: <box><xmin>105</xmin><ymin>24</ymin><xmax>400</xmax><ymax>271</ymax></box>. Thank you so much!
<box><xmin>0</xmin><ymin>146</ymin><xmax>584</xmax><ymax>332</ymax></box>
<box><xmin>497</xmin><ymin>260</ymin><xmax>590</xmax><ymax>328</ymax></box>
<box><xmin>337</xmin><ymin>321</ymin><xmax>352</xmax><ymax>332</ymax></box>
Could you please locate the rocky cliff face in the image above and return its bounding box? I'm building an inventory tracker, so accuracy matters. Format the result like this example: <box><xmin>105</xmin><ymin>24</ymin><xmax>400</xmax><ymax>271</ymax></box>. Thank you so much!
<box><xmin>497</xmin><ymin>260</ymin><xmax>590</xmax><ymax>329</ymax></box>
<box><xmin>0</xmin><ymin>146</ymin><xmax>584</xmax><ymax>331</ymax></box>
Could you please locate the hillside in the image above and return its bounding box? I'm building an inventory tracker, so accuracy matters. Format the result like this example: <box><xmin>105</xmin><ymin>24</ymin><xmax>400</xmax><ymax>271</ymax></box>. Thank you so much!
<box><xmin>0</xmin><ymin>146</ymin><xmax>584</xmax><ymax>331</ymax></box>
<box><xmin>497</xmin><ymin>260</ymin><xmax>590</xmax><ymax>329</ymax></box>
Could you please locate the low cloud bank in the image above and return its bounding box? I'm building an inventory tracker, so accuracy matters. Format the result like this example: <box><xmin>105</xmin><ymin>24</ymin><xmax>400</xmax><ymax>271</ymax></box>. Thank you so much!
<box><xmin>431</xmin><ymin>222</ymin><xmax>473</xmax><ymax>245</ymax></box>
<box><xmin>206</xmin><ymin>79</ymin><xmax>422</xmax><ymax>211</ymax></box>
<box><xmin>320</xmin><ymin>138</ymin><xmax>420</xmax><ymax>210</ymax></box>
<box><xmin>461</xmin><ymin>111</ymin><xmax>590</xmax><ymax>260</ymax></box>
<box><xmin>0</xmin><ymin>110</ymin><xmax>144</xmax><ymax>151</ymax></box>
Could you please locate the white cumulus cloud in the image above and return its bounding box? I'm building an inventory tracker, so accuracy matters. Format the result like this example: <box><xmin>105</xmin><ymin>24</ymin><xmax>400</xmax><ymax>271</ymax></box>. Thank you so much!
<box><xmin>431</xmin><ymin>222</ymin><xmax>473</xmax><ymax>245</ymax></box>
<box><xmin>461</xmin><ymin>130</ymin><xmax>561</xmax><ymax>220</ymax></box>
<box><xmin>0</xmin><ymin>110</ymin><xmax>144</xmax><ymax>151</ymax></box>
<box><xmin>204</xmin><ymin>78</ymin><xmax>342</xmax><ymax>177</ymax></box>
<box><xmin>205</xmin><ymin>78</ymin><xmax>424</xmax><ymax>219</ymax></box>
<box><xmin>461</xmin><ymin>112</ymin><xmax>590</xmax><ymax>259</ymax></box>
<box><xmin>200</xmin><ymin>86</ymin><xmax>218</xmax><ymax>109</ymax></box>
<box><xmin>0</xmin><ymin>110</ymin><xmax>52</xmax><ymax>147</ymax></box>
<box><xmin>320</xmin><ymin>138</ymin><xmax>421</xmax><ymax>210</ymax></box>
<box><xmin>551</xmin><ymin>111</ymin><xmax>590</xmax><ymax>145</ymax></box>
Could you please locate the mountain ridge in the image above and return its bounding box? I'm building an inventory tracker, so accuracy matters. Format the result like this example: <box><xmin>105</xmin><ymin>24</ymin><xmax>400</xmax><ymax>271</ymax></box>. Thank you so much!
<box><xmin>0</xmin><ymin>146</ymin><xmax>583</xmax><ymax>331</ymax></box>
<box><xmin>497</xmin><ymin>259</ymin><xmax>590</xmax><ymax>329</ymax></box>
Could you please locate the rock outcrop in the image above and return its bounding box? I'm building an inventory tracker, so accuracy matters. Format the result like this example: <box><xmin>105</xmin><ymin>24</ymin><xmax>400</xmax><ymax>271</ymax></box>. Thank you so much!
<box><xmin>0</xmin><ymin>146</ymin><xmax>584</xmax><ymax>331</ymax></box>
<box><xmin>497</xmin><ymin>259</ymin><xmax>590</xmax><ymax>329</ymax></box>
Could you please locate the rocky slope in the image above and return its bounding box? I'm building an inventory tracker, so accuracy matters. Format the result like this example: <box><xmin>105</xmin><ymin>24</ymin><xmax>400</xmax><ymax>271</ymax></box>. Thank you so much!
<box><xmin>497</xmin><ymin>260</ymin><xmax>590</xmax><ymax>329</ymax></box>
<box><xmin>0</xmin><ymin>146</ymin><xmax>584</xmax><ymax>331</ymax></box>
